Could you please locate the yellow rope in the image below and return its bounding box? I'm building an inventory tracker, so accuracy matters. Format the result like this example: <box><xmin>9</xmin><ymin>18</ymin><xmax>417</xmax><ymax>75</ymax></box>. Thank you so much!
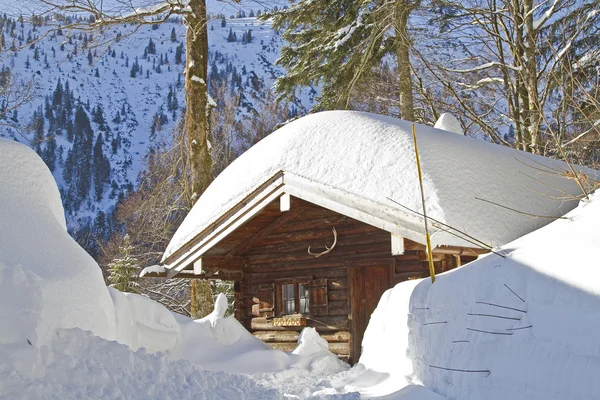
<box><xmin>412</xmin><ymin>124</ymin><xmax>436</xmax><ymax>283</ymax></box>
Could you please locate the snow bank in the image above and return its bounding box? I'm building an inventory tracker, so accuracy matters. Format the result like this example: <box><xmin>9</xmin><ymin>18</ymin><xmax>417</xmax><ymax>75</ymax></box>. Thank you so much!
<box><xmin>0</xmin><ymin>139</ymin><xmax>354</xmax><ymax>399</ymax></box>
<box><xmin>354</xmin><ymin>191</ymin><xmax>600</xmax><ymax>399</ymax></box>
<box><xmin>0</xmin><ymin>328</ymin><xmax>279</xmax><ymax>400</ymax></box>
<box><xmin>165</xmin><ymin>111</ymin><xmax>594</xmax><ymax>262</ymax></box>
<box><xmin>109</xmin><ymin>288</ymin><xmax>180</xmax><ymax>354</ymax></box>
<box><xmin>0</xmin><ymin>139</ymin><xmax>116</xmax><ymax>346</ymax></box>
<box><xmin>171</xmin><ymin>294</ymin><xmax>292</xmax><ymax>373</ymax></box>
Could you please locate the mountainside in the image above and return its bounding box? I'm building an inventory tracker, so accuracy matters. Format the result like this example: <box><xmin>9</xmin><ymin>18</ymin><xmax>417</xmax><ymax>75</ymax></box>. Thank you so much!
<box><xmin>0</xmin><ymin>7</ymin><xmax>314</xmax><ymax>254</ymax></box>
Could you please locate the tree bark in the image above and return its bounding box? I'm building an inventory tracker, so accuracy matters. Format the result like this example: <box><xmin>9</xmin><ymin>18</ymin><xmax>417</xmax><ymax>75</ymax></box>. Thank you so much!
<box><xmin>185</xmin><ymin>0</ymin><xmax>213</xmax><ymax>198</ymax></box>
<box><xmin>523</xmin><ymin>0</ymin><xmax>542</xmax><ymax>154</ymax></box>
<box><xmin>184</xmin><ymin>0</ymin><xmax>214</xmax><ymax>319</ymax></box>
<box><xmin>395</xmin><ymin>1</ymin><xmax>415</xmax><ymax>122</ymax></box>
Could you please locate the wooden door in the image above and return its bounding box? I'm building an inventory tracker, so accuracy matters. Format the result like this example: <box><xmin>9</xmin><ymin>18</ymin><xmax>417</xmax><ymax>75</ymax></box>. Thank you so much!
<box><xmin>349</xmin><ymin>262</ymin><xmax>392</xmax><ymax>364</ymax></box>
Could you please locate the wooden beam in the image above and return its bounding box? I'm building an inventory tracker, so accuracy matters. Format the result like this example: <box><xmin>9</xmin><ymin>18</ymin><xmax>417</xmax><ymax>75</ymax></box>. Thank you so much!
<box><xmin>391</xmin><ymin>233</ymin><xmax>404</xmax><ymax>255</ymax></box>
<box><xmin>163</xmin><ymin>173</ymin><xmax>285</xmax><ymax>270</ymax></box>
<box><xmin>228</xmin><ymin>206</ymin><xmax>305</xmax><ymax>256</ymax></box>
<box><xmin>142</xmin><ymin>270</ymin><xmax>243</xmax><ymax>280</ymax></box>
<box><xmin>145</xmin><ymin>257</ymin><xmax>244</xmax><ymax>280</ymax></box>
<box><xmin>142</xmin><ymin>270</ymin><xmax>197</xmax><ymax>279</ymax></box>
<box><xmin>403</xmin><ymin>238</ymin><xmax>489</xmax><ymax>256</ymax></box>
<box><xmin>280</xmin><ymin>193</ymin><xmax>291</xmax><ymax>212</ymax></box>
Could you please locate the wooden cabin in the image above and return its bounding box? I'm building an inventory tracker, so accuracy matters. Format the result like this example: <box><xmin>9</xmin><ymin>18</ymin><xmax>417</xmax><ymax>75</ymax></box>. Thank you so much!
<box><xmin>153</xmin><ymin>111</ymin><xmax>589</xmax><ymax>364</ymax></box>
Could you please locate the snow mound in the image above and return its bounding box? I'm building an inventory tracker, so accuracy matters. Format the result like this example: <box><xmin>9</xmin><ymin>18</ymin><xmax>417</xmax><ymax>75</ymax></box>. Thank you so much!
<box><xmin>254</xmin><ymin>328</ymin><xmax>351</xmax><ymax>399</ymax></box>
<box><xmin>0</xmin><ymin>139</ymin><xmax>116</xmax><ymax>346</ymax></box>
<box><xmin>434</xmin><ymin>113</ymin><xmax>463</xmax><ymax>135</ymax></box>
<box><xmin>109</xmin><ymin>288</ymin><xmax>180</xmax><ymax>354</ymax></box>
<box><xmin>0</xmin><ymin>328</ymin><xmax>280</xmax><ymax>400</ymax></box>
<box><xmin>354</xmin><ymin>191</ymin><xmax>600</xmax><ymax>399</ymax></box>
<box><xmin>165</xmin><ymin>111</ymin><xmax>594</xmax><ymax>262</ymax></box>
<box><xmin>292</xmin><ymin>327</ymin><xmax>331</xmax><ymax>357</ymax></box>
<box><xmin>171</xmin><ymin>295</ymin><xmax>291</xmax><ymax>373</ymax></box>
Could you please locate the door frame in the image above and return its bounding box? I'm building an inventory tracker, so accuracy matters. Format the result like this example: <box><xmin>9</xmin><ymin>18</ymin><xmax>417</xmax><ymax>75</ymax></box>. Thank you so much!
<box><xmin>348</xmin><ymin>259</ymin><xmax>394</xmax><ymax>364</ymax></box>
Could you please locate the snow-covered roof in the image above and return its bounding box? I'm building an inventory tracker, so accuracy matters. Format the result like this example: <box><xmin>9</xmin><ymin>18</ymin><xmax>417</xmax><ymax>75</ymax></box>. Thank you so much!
<box><xmin>163</xmin><ymin>111</ymin><xmax>597</xmax><ymax>268</ymax></box>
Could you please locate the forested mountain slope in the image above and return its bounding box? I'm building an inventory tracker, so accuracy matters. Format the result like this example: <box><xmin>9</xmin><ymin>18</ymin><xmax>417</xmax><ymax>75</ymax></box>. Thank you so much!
<box><xmin>0</xmin><ymin>7</ymin><xmax>314</xmax><ymax>255</ymax></box>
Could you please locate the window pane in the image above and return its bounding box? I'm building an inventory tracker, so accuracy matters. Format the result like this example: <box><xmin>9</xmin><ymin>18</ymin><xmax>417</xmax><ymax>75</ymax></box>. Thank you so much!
<box><xmin>299</xmin><ymin>284</ymin><xmax>309</xmax><ymax>314</ymax></box>
<box><xmin>282</xmin><ymin>284</ymin><xmax>295</xmax><ymax>314</ymax></box>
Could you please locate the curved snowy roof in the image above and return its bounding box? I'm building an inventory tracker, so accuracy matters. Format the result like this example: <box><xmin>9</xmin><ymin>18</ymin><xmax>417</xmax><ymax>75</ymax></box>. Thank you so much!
<box><xmin>163</xmin><ymin>111</ymin><xmax>596</xmax><ymax>268</ymax></box>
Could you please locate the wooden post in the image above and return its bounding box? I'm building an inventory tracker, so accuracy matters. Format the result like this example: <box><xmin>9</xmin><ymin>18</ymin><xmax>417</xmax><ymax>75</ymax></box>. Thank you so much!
<box><xmin>412</xmin><ymin>124</ymin><xmax>435</xmax><ymax>283</ymax></box>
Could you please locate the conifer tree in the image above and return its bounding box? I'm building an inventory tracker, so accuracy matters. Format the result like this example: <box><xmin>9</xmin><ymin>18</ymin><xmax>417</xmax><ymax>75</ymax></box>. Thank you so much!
<box><xmin>170</xmin><ymin>27</ymin><xmax>177</xmax><ymax>42</ymax></box>
<box><xmin>108</xmin><ymin>234</ymin><xmax>139</xmax><ymax>293</ymax></box>
<box><xmin>271</xmin><ymin>0</ymin><xmax>418</xmax><ymax>121</ymax></box>
<box><xmin>174</xmin><ymin>42</ymin><xmax>184</xmax><ymax>64</ymax></box>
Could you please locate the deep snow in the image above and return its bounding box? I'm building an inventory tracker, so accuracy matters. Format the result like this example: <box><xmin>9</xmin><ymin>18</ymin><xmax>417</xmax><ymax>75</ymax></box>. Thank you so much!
<box><xmin>0</xmin><ymin>137</ymin><xmax>352</xmax><ymax>400</ymax></box>
<box><xmin>3</xmin><ymin>116</ymin><xmax>600</xmax><ymax>400</ymax></box>
<box><xmin>353</xmin><ymin>191</ymin><xmax>600</xmax><ymax>399</ymax></box>
<box><xmin>0</xmin><ymin>138</ymin><xmax>117</xmax><ymax>346</ymax></box>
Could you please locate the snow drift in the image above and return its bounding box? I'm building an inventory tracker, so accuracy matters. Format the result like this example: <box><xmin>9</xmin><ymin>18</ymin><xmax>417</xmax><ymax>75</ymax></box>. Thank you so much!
<box><xmin>0</xmin><ymin>139</ymin><xmax>350</xmax><ymax>399</ymax></box>
<box><xmin>109</xmin><ymin>288</ymin><xmax>180</xmax><ymax>354</ymax></box>
<box><xmin>0</xmin><ymin>328</ymin><xmax>279</xmax><ymax>400</ymax></box>
<box><xmin>171</xmin><ymin>293</ymin><xmax>293</xmax><ymax>373</ymax></box>
<box><xmin>0</xmin><ymin>138</ymin><xmax>116</xmax><ymax>346</ymax></box>
<box><xmin>355</xmin><ymin>191</ymin><xmax>600</xmax><ymax>399</ymax></box>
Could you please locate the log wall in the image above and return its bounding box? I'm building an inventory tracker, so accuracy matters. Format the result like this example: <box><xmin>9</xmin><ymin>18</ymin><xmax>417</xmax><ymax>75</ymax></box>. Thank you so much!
<box><xmin>228</xmin><ymin>198</ymin><xmax>480</xmax><ymax>362</ymax></box>
<box><xmin>236</xmin><ymin>201</ymin><xmax>392</xmax><ymax>360</ymax></box>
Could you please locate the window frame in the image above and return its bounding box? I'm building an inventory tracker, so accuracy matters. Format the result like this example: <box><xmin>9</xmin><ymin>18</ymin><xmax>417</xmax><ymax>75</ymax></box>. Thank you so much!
<box><xmin>275</xmin><ymin>277</ymin><xmax>311</xmax><ymax>316</ymax></box>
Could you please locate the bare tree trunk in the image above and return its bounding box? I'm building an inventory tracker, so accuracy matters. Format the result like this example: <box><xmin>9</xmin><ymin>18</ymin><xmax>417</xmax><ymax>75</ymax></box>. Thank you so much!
<box><xmin>185</xmin><ymin>0</ymin><xmax>212</xmax><ymax>199</ymax></box>
<box><xmin>523</xmin><ymin>0</ymin><xmax>542</xmax><ymax>154</ymax></box>
<box><xmin>184</xmin><ymin>0</ymin><xmax>214</xmax><ymax>319</ymax></box>
<box><xmin>395</xmin><ymin>1</ymin><xmax>415</xmax><ymax>122</ymax></box>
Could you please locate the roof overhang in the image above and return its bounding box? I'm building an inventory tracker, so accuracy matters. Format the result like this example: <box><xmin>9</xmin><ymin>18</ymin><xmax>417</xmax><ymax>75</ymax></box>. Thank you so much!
<box><xmin>161</xmin><ymin>171</ymin><xmax>470</xmax><ymax>278</ymax></box>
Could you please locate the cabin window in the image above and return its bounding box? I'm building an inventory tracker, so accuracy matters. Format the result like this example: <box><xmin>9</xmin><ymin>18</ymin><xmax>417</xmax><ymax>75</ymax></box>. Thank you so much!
<box><xmin>282</xmin><ymin>284</ymin><xmax>295</xmax><ymax>314</ymax></box>
<box><xmin>299</xmin><ymin>283</ymin><xmax>309</xmax><ymax>314</ymax></box>
<box><xmin>277</xmin><ymin>281</ymin><xmax>310</xmax><ymax>315</ymax></box>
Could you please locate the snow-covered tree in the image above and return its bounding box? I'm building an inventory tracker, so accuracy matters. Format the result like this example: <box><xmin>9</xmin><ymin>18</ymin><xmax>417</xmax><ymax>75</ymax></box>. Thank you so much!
<box><xmin>271</xmin><ymin>0</ymin><xmax>419</xmax><ymax>121</ymax></box>
<box><xmin>108</xmin><ymin>234</ymin><xmax>140</xmax><ymax>293</ymax></box>
<box><xmin>420</xmin><ymin>0</ymin><xmax>600</xmax><ymax>155</ymax></box>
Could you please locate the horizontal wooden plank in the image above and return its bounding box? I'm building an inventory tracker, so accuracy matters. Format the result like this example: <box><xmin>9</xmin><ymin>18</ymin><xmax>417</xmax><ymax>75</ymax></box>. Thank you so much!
<box><xmin>247</xmin><ymin>266</ymin><xmax>348</xmax><ymax>284</ymax></box>
<box><xmin>328</xmin><ymin>289</ymin><xmax>348</xmax><ymax>302</ymax></box>
<box><xmin>270</xmin><ymin>214</ymin><xmax>352</xmax><ymax>234</ymax></box>
<box><xmin>247</xmin><ymin>230</ymin><xmax>389</xmax><ymax>258</ymax></box>
<box><xmin>200</xmin><ymin>256</ymin><xmax>244</xmax><ymax>270</ymax></box>
<box><xmin>267</xmin><ymin>341</ymin><xmax>349</xmax><ymax>355</ymax></box>
<box><xmin>253</xmin><ymin>331</ymin><xmax>350</xmax><ymax>343</ymax></box>
<box><xmin>395</xmin><ymin>261</ymin><xmax>427</xmax><ymax>273</ymax></box>
<box><xmin>314</xmin><ymin>301</ymin><xmax>349</xmax><ymax>317</ymax></box>
<box><xmin>258</xmin><ymin>223</ymin><xmax>380</xmax><ymax>247</ymax></box>
<box><xmin>244</xmin><ymin>243</ymin><xmax>391</xmax><ymax>265</ymax></box>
